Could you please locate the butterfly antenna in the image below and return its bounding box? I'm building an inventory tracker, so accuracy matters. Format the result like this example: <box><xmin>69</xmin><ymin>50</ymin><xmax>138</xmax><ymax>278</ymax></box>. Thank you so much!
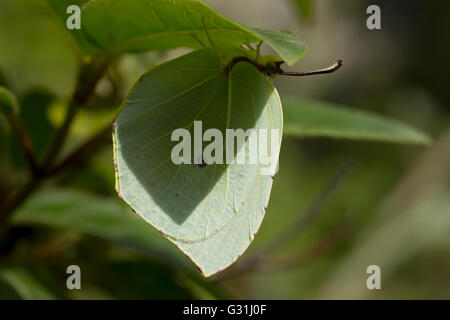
<box><xmin>277</xmin><ymin>59</ymin><xmax>343</xmax><ymax>76</ymax></box>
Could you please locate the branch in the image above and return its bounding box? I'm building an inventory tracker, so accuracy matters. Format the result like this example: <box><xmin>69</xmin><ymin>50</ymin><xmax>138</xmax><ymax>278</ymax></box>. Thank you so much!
<box><xmin>41</xmin><ymin>55</ymin><xmax>109</xmax><ymax>171</ymax></box>
<box><xmin>0</xmin><ymin>55</ymin><xmax>110</xmax><ymax>225</ymax></box>
<box><xmin>0</xmin><ymin>178</ymin><xmax>40</xmax><ymax>227</ymax></box>
<box><xmin>7</xmin><ymin>115</ymin><xmax>40</xmax><ymax>176</ymax></box>
<box><xmin>48</xmin><ymin>123</ymin><xmax>112</xmax><ymax>176</ymax></box>
<box><xmin>0</xmin><ymin>124</ymin><xmax>112</xmax><ymax>227</ymax></box>
<box><xmin>212</xmin><ymin>159</ymin><xmax>357</xmax><ymax>280</ymax></box>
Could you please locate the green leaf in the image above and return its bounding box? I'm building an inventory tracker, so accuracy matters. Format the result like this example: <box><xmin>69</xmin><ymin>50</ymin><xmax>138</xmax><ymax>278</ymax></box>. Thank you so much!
<box><xmin>44</xmin><ymin>0</ymin><xmax>97</xmax><ymax>55</ymax></box>
<box><xmin>0</xmin><ymin>268</ymin><xmax>55</xmax><ymax>300</ymax></box>
<box><xmin>249</xmin><ymin>28</ymin><xmax>308</xmax><ymax>65</ymax></box>
<box><xmin>0</xmin><ymin>0</ymin><xmax>78</xmax><ymax>97</ymax></box>
<box><xmin>282</xmin><ymin>97</ymin><xmax>431</xmax><ymax>145</ymax></box>
<box><xmin>82</xmin><ymin>0</ymin><xmax>307</xmax><ymax>65</ymax></box>
<box><xmin>114</xmin><ymin>49</ymin><xmax>282</xmax><ymax>276</ymax></box>
<box><xmin>12</xmin><ymin>189</ymin><xmax>188</xmax><ymax>267</ymax></box>
<box><xmin>0</xmin><ymin>86</ymin><xmax>19</xmax><ymax>117</ymax></box>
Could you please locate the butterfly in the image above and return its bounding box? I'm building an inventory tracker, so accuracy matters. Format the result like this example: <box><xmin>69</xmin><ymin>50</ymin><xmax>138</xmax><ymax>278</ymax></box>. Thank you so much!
<box><xmin>113</xmin><ymin>23</ymin><xmax>342</xmax><ymax>276</ymax></box>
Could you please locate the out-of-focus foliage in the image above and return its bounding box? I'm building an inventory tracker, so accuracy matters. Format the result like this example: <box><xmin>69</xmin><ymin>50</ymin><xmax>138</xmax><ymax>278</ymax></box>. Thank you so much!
<box><xmin>48</xmin><ymin>0</ymin><xmax>309</xmax><ymax>65</ymax></box>
<box><xmin>0</xmin><ymin>268</ymin><xmax>55</xmax><ymax>300</ymax></box>
<box><xmin>0</xmin><ymin>86</ymin><xmax>19</xmax><ymax>117</ymax></box>
<box><xmin>113</xmin><ymin>49</ymin><xmax>283</xmax><ymax>277</ymax></box>
<box><xmin>0</xmin><ymin>0</ymin><xmax>78</xmax><ymax>97</ymax></box>
<box><xmin>291</xmin><ymin>0</ymin><xmax>314</xmax><ymax>21</ymax></box>
<box><xmin>283</xmin><ymin>97</ymin><xmax>430</xmax><ymax>144</ymax></box>
<box><xmin>0</xmin><ymin>0</ymin><xmax>449</xmax><ymax>300</ymax></box>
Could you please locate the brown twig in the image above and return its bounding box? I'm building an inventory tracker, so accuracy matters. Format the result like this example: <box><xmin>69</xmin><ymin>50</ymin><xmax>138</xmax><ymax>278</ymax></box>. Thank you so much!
<box><xmin>276</xmin><ymin>59</ymin><xmax>343</xmax><ymax>76</ymax></box>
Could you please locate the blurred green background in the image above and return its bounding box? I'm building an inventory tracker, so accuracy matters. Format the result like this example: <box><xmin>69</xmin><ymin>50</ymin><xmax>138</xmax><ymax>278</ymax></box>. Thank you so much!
<box><xmin>0</xmin><ymin>0</ymin><xmax>449</xmax><ymax>299</ymax></box>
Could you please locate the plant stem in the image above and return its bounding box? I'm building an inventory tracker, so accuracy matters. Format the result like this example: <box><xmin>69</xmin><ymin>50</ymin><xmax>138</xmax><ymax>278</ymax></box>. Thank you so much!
<box><xmin>214</xmin><ymin>219</ymin><xmax>351</xmax><ymax>279</ymax></box>
<box><xmin>48</xmin><ymin>123</ymin><xmax>112</xmax><ymax>176</ymax></box>
<box><xmin>0</xmin><ymin>55</ymin><xmax>110</xmax><ymax>225</ymax></box>
<box><xmin>41</xmin><ymin>55</ymin><xmax>109</xmax><ymax>171</ymax></box>
<box><xmin>0</xmin><ymin>178</ymin><xmax>40</xmax><ymax>227</ymax></box>
<box><xmin>7</xmin><ymin>115</ymin><xmax>40</xmax><ymax>176</ymax></box>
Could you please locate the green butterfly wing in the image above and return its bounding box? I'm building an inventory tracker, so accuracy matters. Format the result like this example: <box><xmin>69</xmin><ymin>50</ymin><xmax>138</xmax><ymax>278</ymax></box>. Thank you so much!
<box><xmin>114</xmin><ymin>49</ymin><xmax>282</xmax><ymax>276</ymax></box>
